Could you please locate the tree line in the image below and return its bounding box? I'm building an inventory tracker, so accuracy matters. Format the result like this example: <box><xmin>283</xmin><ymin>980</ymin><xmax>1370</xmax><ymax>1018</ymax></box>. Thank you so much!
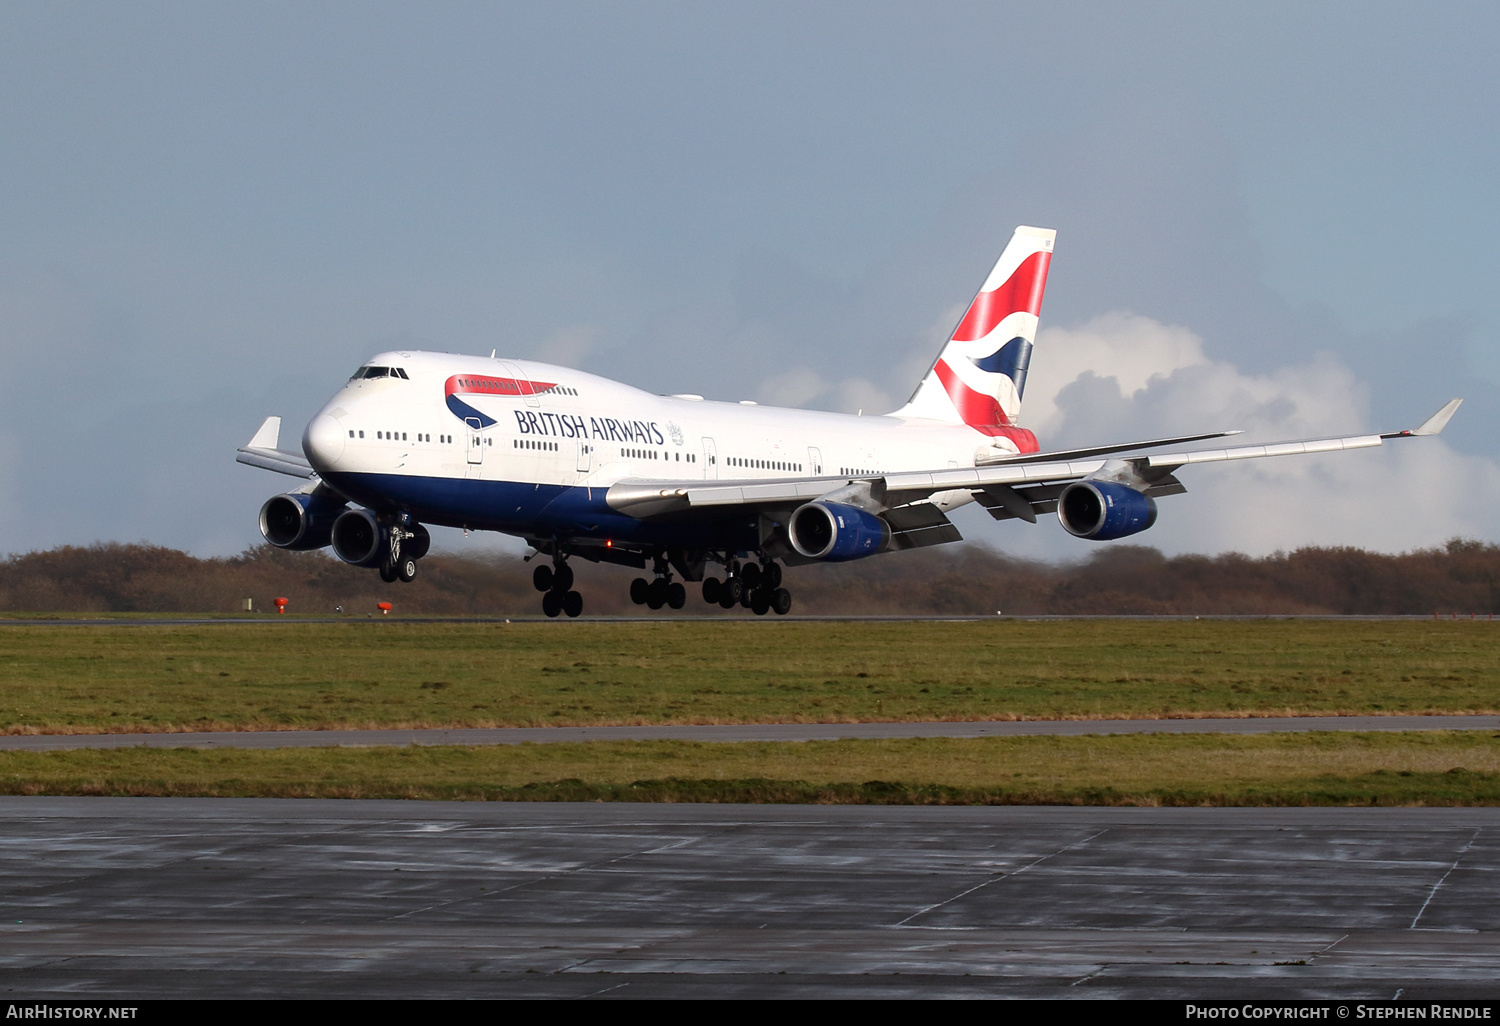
<box><xmin>2</xmin><ymin>539</ymin><xmax>1497</xmax><ymax>616</ymax></box>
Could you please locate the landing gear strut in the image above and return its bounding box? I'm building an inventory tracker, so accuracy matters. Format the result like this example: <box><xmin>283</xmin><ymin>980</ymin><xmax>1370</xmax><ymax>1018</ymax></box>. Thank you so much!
<box><xmin>701</xmin><ymin>557</ymin><xmax>790</xmax><ymax>615</ymax></box>
<box><xmin>533</xmin><ymin>554</ymin><xmax>583</xmax><ymax>618</ymax></box>
<box><xmin>380</xmin><ymin>516</ymin><xmax>421</xmax><ymax>584</ymax></box>
<box><xmin>629</xmin><ymin>553</ymin><xmax>686</xmax><ymax>611</ymax></box>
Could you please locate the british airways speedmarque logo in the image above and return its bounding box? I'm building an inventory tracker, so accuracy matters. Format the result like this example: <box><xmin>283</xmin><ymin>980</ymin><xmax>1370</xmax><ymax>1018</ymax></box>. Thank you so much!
<box><xmin>445</xmin><ymin>374</ymin><xmax>666</xmax><ymax>445</ymax></box>
<box><xmin>444</xmin><ymin>375</ymin><xmax>555</xmax><ymax>428</ymax></box>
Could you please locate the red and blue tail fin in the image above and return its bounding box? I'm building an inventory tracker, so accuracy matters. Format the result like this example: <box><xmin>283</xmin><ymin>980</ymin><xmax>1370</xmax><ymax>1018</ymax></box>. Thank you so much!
<box><xmin>893</xmin><ymin>225</ymin><xmax>1054</xmax><ymax>454</ymax></box>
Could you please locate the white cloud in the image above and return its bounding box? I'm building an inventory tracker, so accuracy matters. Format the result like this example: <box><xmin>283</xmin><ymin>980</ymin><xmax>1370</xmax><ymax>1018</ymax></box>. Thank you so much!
<box><xmin>754</xmin><ymin>366</ymin><xmax>893</xmax><ymax>416</ymax></box>
<box><xmin>992</xmin><ymin>311</ymin><xmax>1500</xmax><ymax>557</ymax></box>
<box><xmin>756</xmin><ymin>366</ymin><xmax>827</xmax><ymax>407</ymax></box>
<box><xmin>1024</xmin><ymin>312</ymin><xmax>1209</xmax><ymax>435</ymax></box>
<box><xmin>831</xmin><ymin>378</ymin><xmax>894</xmax><ymax>416</ymax></box>
<box><xmin>531</xmin><ymin>324</ymin><xmax>598</xmax><ymax>369</ymax></box>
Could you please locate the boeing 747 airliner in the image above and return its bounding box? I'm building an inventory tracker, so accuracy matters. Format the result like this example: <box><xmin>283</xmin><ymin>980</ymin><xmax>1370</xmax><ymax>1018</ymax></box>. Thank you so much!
<box><xmin>237</xmin><ymin>226</ymin><xmax>1461</xmax><ymax>616</ymax></box>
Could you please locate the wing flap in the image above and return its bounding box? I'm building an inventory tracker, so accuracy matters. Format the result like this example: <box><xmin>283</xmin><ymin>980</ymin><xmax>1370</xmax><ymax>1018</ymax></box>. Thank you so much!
<box><xmin>883</xmin><ymin>502</ymin><xmax>964</xmax><ymax>550</ymax></box>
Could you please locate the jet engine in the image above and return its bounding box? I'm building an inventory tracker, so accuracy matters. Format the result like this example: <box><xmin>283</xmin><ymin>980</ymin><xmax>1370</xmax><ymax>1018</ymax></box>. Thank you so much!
<box><xmin>258</xmin><ymin>493</ymin><xmax>347</xmax><ymax>551</ymax></box>
<box><xmin>788</xmin><ymin>501</ymin><xmax>891</xmax><ymax>562</ymax></box>
<box><xmin>1057</xmin><ymin>480</ymin><xmax>1158</xmax><ymax>541</ymax></box>
<box><xmin>330</xmin><ymin>509</ymin><xmax>430</xmax><ymax>566</ymax></box>
<box><xmin>330</xmin><ymin>508</ymin><xmax>383</xmax><ymax>566</ymax></box>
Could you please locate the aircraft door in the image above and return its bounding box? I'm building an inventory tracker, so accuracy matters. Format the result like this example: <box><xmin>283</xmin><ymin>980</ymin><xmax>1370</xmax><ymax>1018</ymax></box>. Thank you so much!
<box><xmin>466</xmin><ymin>417</ymin><xmax>484</xmax><ymax>465</ymax></box>
<box><xmin>701</xmin><ymin>437</ymin><xmax>718</xmax><ymax>480</ymax></box>
<box><xmin>807</xmin><ymin>446</ymin><xmax>823</xmax><ymax>476</ymax></box>
<box><xmin>501</xmin><ymin>361</ymin><xmax>541</xmax><ymax>408</ymax></box>
<box><xmin>576</xmin><ymin>440</ymin><xmax>592</xmax><ymax>476</ymax></box>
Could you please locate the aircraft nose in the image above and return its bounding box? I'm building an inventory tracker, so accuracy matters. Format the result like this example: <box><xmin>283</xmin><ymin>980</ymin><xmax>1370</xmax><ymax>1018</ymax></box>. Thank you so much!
<box><xmin>302</xmin><ymin>414</ymin><xmax>346</xmax><ymax>470</ymax></box>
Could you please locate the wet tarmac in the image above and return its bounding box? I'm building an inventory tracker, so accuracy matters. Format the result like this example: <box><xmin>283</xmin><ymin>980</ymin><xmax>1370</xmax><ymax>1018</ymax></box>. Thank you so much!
<box><xmin>1</xmin><ymin>799</ymin><xmax>1497</xmax><ymax>999</ymax></box>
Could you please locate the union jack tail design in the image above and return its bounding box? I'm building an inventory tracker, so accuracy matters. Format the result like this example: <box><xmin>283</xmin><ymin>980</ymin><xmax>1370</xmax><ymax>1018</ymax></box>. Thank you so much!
<box><xmin>893</xmin><ymin>225</ymin><xmax>1054</xmax><ymax>454</ymax></box>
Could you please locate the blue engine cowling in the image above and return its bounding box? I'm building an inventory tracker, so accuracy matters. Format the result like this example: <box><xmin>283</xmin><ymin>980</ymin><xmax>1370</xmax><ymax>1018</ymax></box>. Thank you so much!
<box><xmin>1057</xmin><ymin>481</ymin><xmax>1158</xmax><ymax>541</ymax></box>
<box><xmin>788</xmin><ymin>501</ymin><xmax>892</xmax><ymax>562</ymax></box>
<box><xmin>330</xmin><ymin>509</ymin><xmax>430</xmax><ymax>566</ymax></box>
<box><xmin>258</xmin><ymin>493</ymin><xmax>347</xmax><ymax>551</ymax></box>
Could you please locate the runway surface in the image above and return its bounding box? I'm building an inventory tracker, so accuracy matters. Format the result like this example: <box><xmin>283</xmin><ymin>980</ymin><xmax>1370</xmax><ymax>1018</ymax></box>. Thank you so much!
<box><xmin>0</xmin><ymin>613</ymin><xmax>1477</xmax><ymax>626</ymax></box>
<box><xmin>2</xmin><ymin>714</ymin><xmax>1496</xmax><ymax>751</ymax></box>
<box><xmin>2</xmin><ymin>799</ymin><xmax>1497</xmax><ymax>999</ymax></box>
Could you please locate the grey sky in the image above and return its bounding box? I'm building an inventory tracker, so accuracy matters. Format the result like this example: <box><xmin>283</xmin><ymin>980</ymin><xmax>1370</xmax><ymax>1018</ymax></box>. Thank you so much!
<box><xmin>2</xmin><ymin>2</ymin><xmax>1496</xmax><ymax>560</ymax></box>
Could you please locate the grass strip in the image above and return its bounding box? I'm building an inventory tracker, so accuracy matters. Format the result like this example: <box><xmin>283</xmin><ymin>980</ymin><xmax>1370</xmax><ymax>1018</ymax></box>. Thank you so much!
<box><xmin>2</xmin><ymin>620</ymin><xmax>1498</xmax><ymax>733</ymax></box>
<box><xmin>4</xmin><ymin>731</ymin><xmax>1500</xmax><ymax>805</ymax></box>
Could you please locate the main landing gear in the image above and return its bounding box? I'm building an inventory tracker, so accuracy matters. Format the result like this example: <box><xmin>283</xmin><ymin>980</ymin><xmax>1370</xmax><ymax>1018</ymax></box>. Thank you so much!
<box><xmin>628</xmin><ymin>554</ymin><xmax>687</xmax><ymax>611</ymax></box>
<box><xmin>533</xmin><ymin>558</ymin><xmax>583</xmax><ymax>618</ymax></box>
<box><xmin>701</xmin><ymin>558</ymin><xmax>791</xmax><ymax>616</ymax></box>
<box><xmin>378</xmin><ymin>518</ymin><xmax>423</xmax><ymax>584</ymax></box>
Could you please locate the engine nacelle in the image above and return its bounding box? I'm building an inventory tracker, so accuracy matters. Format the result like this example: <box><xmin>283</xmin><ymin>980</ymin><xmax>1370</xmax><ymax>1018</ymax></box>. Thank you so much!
<box><xmin>330</xmin><ymin>508</ymin><xmax>383</xmax><ymax>566</ymax></box>
<box><xmin>330</xmin><ymin>509</ymin><xmax>432</xmax><ymax>566</ymax></box>
<box><xmin>1057</xmin><ymin>480</ymin><xmax>1158</xmax><ymax>541</ymax></box>
<box><xmin>788</xmin><ymin>501</ymin><xmax>891</xmax><ymax>562</ymax></box>
<box><xmin>405</xmin><ymin>522</ymin><xmax>431</xmax><ymax>561</ymax></box>
<box><xmin>258</xmin><ymin>493</ymin><xmax>347</xmax><ymax>551</ymax></box>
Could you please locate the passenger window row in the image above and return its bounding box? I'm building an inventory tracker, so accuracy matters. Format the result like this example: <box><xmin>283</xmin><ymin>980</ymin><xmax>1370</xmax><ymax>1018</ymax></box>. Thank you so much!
<box><xmin>346</xmin><ymin>430</ymin><xmax>452</xmax><ymax>443</ymax></box>
<box><xmin>728</xmin><ymin>457</ymin><xmax>802</xmax><ymax>472</ymax></box>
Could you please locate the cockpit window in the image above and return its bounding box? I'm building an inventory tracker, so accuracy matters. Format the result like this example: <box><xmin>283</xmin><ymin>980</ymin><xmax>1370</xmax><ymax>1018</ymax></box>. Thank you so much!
<box><xmin>349</xmin><ymin>365</ymin><xmax>408</xmax><ymax>380</ymax></box>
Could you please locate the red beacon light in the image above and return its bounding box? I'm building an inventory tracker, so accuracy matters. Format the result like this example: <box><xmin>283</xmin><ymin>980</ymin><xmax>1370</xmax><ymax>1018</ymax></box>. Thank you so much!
<box><xmin>274</xmin><ymin>597</ymin><xmax>288</xmax><ymax>615</ymax></box>
<box><xmin>377</xmin><ymin>602</ymin><xmax>392</xmax><ymax>616</ymax></box>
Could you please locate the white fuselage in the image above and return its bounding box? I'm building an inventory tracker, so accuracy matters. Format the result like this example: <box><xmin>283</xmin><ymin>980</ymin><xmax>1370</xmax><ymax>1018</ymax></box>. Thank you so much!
<box><xmin>302</xmin><ymin>350</ymin><xmax>1016</xmax><ymax>543</ymax></box>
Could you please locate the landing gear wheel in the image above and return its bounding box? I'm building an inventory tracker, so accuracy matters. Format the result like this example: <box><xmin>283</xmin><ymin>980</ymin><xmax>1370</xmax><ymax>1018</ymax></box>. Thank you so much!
<box><xmin>647</xmin><ymin>578</ymin><xmax>668</xmax><ymax>610</ymax></box>
<box><xmin>630</xmin><ymin>577</ymin><xmax>649</xmax><ymax>605</ymax></box>
<box><xmin>741</xmin><ymin>562</ymin><xmax>762</xmax><ymax>588</ymax></box>
<box><xmin>533</xmin><ymin>564</ymin><xmax>554</xmax><ymax>592</ymax></box>
<box><xmin>750</xmin><ymin>588</ymin><xmax>771</xmax><ymax>616</ymax></box>
<box><xmin>764</xmin><ymin>562</ymin><xmax>783</xmax><ymax>588</ymax></box>
<box><xmin>379</xmin><ymin>562</ymin><xmax>398</xmax><ymax>583</ymax></box>
<box><xmin>719</xmin><ymin>578</ymin><xmax>742</xmax><ymax>609</ymax></box>
<box><xmin>667</xmin><ymin>582</ymin><xmax>686</xmax><ymax>609</ymax></box>
<box><xmin>542</xmin><ymin>591</ymin><xmax>562</xmax><ymax>618</ymax></box>
<box><xmin>562</xmin><ymin>590</ymin><xmax>583</xmax><ymax>618</ymax></box>
<box><xmin>739</xmin><ymin>584</ymin><xmax>754</xmax><ymax>608</ymax></box>
<box><xmin>552</xmin><ymin>563</ymin><xmax>574</xmax><ymax>594</ymax></box>
<box><xmin>771</xmin><ymin>588</ymin><xmax>792</xmax><ymax>615</ymax></box>
<box><xmin>702</xmin><ymin>577</ymin><xmax>721</xmax><ymax>604</ymax></box>
<box><xmin>397</xmin><ymin>557</ymin><xmax>418</xmax><ymax>583</ymax></box>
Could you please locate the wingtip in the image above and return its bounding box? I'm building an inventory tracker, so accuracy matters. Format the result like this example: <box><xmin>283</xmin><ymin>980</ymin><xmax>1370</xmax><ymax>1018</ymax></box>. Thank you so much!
<box><xmin>1411</xmin><ymin>398</ymin><xmax>1463</xmax><ymax>437</ymax></box>
<box><xmin>247</xmin><ymin>416</ymin><xmax>282</xmax><ymax>450</ymax></box>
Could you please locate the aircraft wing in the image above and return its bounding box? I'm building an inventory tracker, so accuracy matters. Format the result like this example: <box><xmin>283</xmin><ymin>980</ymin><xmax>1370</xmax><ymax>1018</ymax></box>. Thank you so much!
<box><xmin>235</xmin><ymin>416</ymin><xmax>316</xmax><ymax>479</ymax></box>
<box><xmin>975</xmin><ymin>429</ymin><xmax>1242</xmax><ymax>466</ymax></box>
<box><xmin>605</xmin><ymin>400</ymin><xmax>1463</xmax><ymax>528</ymax></box>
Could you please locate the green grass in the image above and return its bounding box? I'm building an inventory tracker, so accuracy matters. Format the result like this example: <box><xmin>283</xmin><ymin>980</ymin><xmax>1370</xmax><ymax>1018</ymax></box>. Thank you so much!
<box><xmin>5</xmin><ymin>731</ymin><xmax>1500</xmax><ymax>805</ymax></box>
<box><xmin>2</xmin><ymin>619</ymin><xmax>1497</xmax><ymax>733</ymax></box>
